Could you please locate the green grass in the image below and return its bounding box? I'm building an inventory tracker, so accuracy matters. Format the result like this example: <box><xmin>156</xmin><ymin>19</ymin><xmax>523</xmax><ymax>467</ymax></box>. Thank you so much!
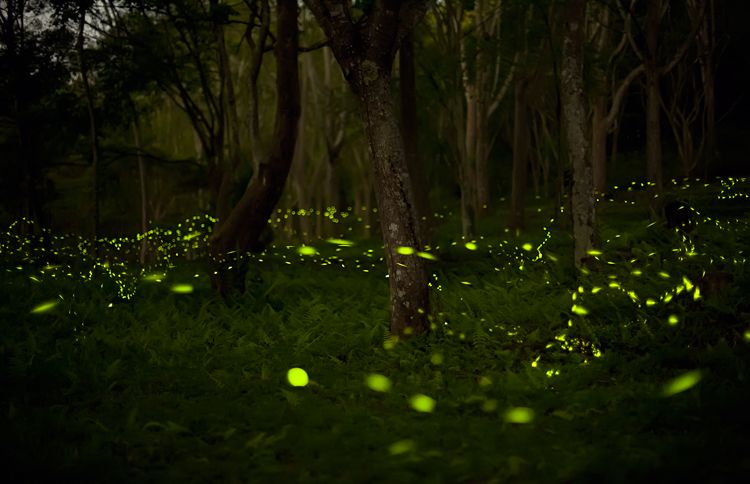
<box><xmin>2</xmin><ymin>178</ymin><xmax>750</xmax><ymax>483</ymax></box>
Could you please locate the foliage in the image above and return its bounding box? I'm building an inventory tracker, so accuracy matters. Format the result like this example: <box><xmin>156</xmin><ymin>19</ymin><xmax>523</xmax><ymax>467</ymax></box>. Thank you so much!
<box><xmin>1</xmin><ymin>179</ymin><xmax>749</xmax><ymax>482</ymax></box>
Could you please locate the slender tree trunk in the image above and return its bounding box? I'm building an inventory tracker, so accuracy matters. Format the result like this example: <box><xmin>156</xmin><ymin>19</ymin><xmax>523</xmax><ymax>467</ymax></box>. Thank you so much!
<box><xmin>132</xmin><ymin>118</ymin><xmax>149</xmax><ymax>266</ymax></box>
<box><xmin>76</xmin><ymin>9</ymin><xmax>100</xmax><ymax>246</ymax></box>
<box><xmin>359</xmin><ymin>77</ymin><xmax>429</xmax><ymax>336</ymax></box>
<box><xmin>210</xmin><ymin>0</ymin><xmax>300</xmax><ymax>296</ymax></box>
<box><xmin>509</xmin><ymin>78</ymin><xmax>529</xmax><ymax>231</ymax></box>
<box><xmin>562</xmin><ymin>0</ymin><xmax>595</xmax><ymax>268</ymax></box>
<box><xmin>400</xmin><ymin>31</ymin><xmax>431</xmax><ymax>244</ymax></box>
<box><xmin>645</xmin><ymin>0</ymin><xmax>663</xmax><ymax>194</ymax></box>
<box><xmin>591</xmin><ymin>95</ymin><xmax>608</xmax><ymax>194</ymax></box>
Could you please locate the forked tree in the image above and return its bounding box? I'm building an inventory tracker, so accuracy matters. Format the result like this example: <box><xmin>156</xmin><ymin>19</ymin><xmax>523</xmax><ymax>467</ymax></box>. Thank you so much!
<box><xmin>304</xmin><ymin>0</ymin><xmax>431</xmax><ymax>337</ymax></box>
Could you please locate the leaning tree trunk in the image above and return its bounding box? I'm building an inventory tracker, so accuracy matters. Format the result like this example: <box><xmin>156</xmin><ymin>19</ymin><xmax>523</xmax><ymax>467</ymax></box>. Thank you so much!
<box><xmin>561</xmin><ymin>0</ymin><xmax>595</xmax><ymax>268</ymax></box>
<box><xmin>209</xmin><ymin>0</ymin><xmax>300</xmax><ymax>297</ymax></box>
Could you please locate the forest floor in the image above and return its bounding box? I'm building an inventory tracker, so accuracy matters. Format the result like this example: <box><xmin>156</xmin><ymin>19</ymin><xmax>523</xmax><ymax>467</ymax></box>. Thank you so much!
<box><xmin>2</xmin><ymin>178</ymin><xmax>750</xmax><ymax>483</ymax></box>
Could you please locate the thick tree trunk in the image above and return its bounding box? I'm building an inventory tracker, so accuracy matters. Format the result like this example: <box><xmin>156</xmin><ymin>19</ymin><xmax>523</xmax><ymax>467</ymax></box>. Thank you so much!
<box><xmin>360</xmin><ymin>77</ymin><xmax>429</xmax><ymax>337</ymax></box>
<box><xmin>400</xmin><ymin>32</ymin><xmax>431</xmax><ymax>244</ymax></box>
<box><xmin>509</xmin><ymin>78</ymin><xmax>529</xmax><ymax>231</ymax></box>
<box><xmin>209</xmin><ymin>0</ymin><xmax>299</xmax><ymax>296</ymax></box>
<box><xmin>562</xmin><ymin>0</ymin><xmax>595</xmax><ymax>268</ymax></box>
<box><xmin>304</xmin><ymin>0</ymin><xmax>431</xmax><ymax>337</ymax></box>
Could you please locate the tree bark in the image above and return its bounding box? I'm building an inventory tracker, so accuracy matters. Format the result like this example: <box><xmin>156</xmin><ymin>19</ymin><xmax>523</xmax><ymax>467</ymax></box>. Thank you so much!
<box><xmin>561</xmin><ymin>0</ymin><xmax>595</xmax><ymax>268</ymax></box>
<box><xmin>304</xmin><ymin>0</ymin><xmax>431</xmax><ymax>337</ymax></box>
<box><xmin>509</xmin><ymin>78</ymin><xmax>529</xmax><ymax>231</ymax></box>
<box><xmin>209</xmin><ymin>0</ymin><xmax>300</xmax><ymax>296</ymax></box>
<box><xmin>400</xmin><ymin>31</ymin><xmax>431</xmax><ymax>244</ymax></box>
<box><xmin>132</xmin><ymin>117</ymin><xmax>149</xmax><ymax>266</ymax></box>
<box><xmin>76</xmin><ymin>8</ymin><xmax>100</xmax><ymax>247</ymax></box>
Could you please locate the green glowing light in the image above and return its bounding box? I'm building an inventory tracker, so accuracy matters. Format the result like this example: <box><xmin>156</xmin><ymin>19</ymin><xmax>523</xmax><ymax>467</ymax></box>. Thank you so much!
<box><xmin>327</xmin><ymin>238</ymin><xmax>354</xmax><ymax>246</ymax></box>
<box><xmin>171</xmin><ymin>284</ymin><xmax>193</xmax><ymax>294</ymax></box>
<box><xmin>298</xmin><ymin>246</ymin><xmax>318</xmax><ymax>256</ymax></box>
<box><xmin>668</xmin><ymin>315</ymin><xmax>679</xmax><ymax>325</ymax></box>
<box><xmin>586</xmin><ymin>249</ymin><xmax>602</xmax><ymax>256</ymax></box>
<box><xmin>744</xmin><ymin>330</ymin><xmax>750</xmax><ymax>342</ymax></box>
<box><xmin>409</xmin><ymin>394</ymin><xmax>436</xmax><ymax>413</ymax></box>
<box><xmin>430</xmin><ymin>353</ymin><xmax>443</xmax><ymax>365</ymax></box>
<box><xmin>504</xmin><ymin>407</ymin><xmax>535</xmax><ymax>423</ymax></box>
<box><xmin>388</xmin><ymin>439</ymin><xmax>415</xmax><ymax>455</ymax></box>
<box><xmin>365</xmin><ymin>373</ymin><xmax>392</xmax><ymax>392</ymax></box>
<box><xmin>646</xmin><ymin>298</ymin><xmax>657</xmax><ymax>306</ymax></box>
<box><xmin>30</xmin><ymin>300</ymin><xmax>58</xmax><ymax>314</ymax></box>
<box><xmin>143</xmin><ymin>273</ymin><xmax>165</xmax><ymax>282</ymax></box>
<box><xmin>662</xmin><ymin>370</ymin><xmax>701</xmax><ymax>397</ymax></box>
<box><xmin>287</xmin><ymin>367</ymin><xmax>309</xmax><ymax>387</ymax></box>
<box><xmin>571</xmin><ymin>305</ymin><xmax>588</xmax><ymax>316</ymax></box>
<box><xmin>396</xmin><ymin>246</ymin><xmax>415</xmax><ymax>255</ymax></box>
<box><xmin>465</xmin><ymin>242</ymin><xmax>478</xmax><ymax>251</ymax></box>
<box><xmin>417</xmin><ymin>251</ymin><xmax>438</xmax><ymax>261</ymax></box>
<box><xmin>683</xmin><ymin>276</ymin><xmax>694</xmax><ymax>291</ymax></box>
<box><xmin>522</xmin><ymin>243</ymin><xmax>533</xmax><ymax>252</ymax></box>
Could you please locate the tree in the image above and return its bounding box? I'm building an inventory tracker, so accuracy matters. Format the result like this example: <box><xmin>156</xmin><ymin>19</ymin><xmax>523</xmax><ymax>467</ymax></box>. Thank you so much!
<box><xmin>561</xmin><ymin>0</ymin><xmax>595</xmax><ymax>268</ymax></box>
<box><xmin>304</xmin><ymin>0</ymin><xmax>431</xmax><ymax>337</ymax></box>
<box><xmin>209</xmin><ymin>0</ymin><xmax>300</xmax><ymax>296</ymax></box>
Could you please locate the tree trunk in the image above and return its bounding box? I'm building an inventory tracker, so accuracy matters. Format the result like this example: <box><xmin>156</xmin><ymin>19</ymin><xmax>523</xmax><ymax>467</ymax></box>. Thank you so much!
<box><xmin>132</xmin><ymin>118</ymin><xmax>149</xmax><ymax>266</ymax></box>
<box><xmin>76</xmin><ymin>9</ymin><xmax>100</xmax><ymax>247</ymax></box>
<box><xmin>509</xmin><ymin>78</ymin><xmax>529</xmax><ymax>231</ymax></box>
<box><xmin>209</xmin><ymin>0</ymin><xmax>300</xmax><ymax>296</ymax></box>
<box><xmin>562</xmin><ymin>0</ymin><xmax>595</xmax><ymax>268</ymax></box>
<box><xmin>591</xmin><ymin>95</ymin><xmax>608</xmax><ymax>195</ymax></box>
<box><xmin>645</xmin><ymin>0</ymin><xmax>663</xmax><ymax>195</ymax></box>
<box><xmin>400</xmin><ymin>31</ymin><xmax>431</xmax><ymax>244</ymax></box>
<box><xmin>360</xmin><ymin>76</ymin><xmax>430</xmax><ymax>337</ymax></box>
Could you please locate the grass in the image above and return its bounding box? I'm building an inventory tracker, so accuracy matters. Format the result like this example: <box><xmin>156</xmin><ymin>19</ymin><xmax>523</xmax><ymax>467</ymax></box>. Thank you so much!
<box><xmin>1</xmin><ymin>177</ymin><xmax>750</xmax><ymax>483</ymax></box>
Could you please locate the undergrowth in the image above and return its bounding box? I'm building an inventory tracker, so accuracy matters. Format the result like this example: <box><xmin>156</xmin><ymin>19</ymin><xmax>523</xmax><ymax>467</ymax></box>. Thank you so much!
<box><xmin>1</xmin><ymin>178</ymin><xmax>750</xmax><ymax>483</ymax></box>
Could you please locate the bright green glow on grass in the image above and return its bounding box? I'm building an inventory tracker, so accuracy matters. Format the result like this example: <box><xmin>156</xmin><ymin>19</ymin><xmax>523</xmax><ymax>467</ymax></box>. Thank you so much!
<box><xmin>388</xmin><ymin>439</ymin><xmax>415</xmax><ymax>455</ymax></box>
<box><xmin>409</xmin><ymin>394</ymin><xmax>436</xmax><ymax>413</ymax></box>
<box><xmin>30</xmin><ymin>300</ymin><xmax>58</xmax><ymax>314</ymax></box>
<box><xmin>297</xmin><ymin>246</ymin><xmax>318</xmax><ymax>256</ymax></box>
<box><xmin>396</xmin><ymin>246</ymin><xmax>415</xmax><ymax>255</ymax></box>
<box><xmin>171</xmin><ymin>284</ymin><xmax>193</xmax><ymax>294</ymax></box>
<box><xmin>693</xmin><ymin>286</ymin><xmax>701</xmax><ymax>300</ymax></box>
<box><xmin>327</xmin><ymin>238</ymin><xmax>354</xmax><ymax>246</ymax></box>
<box><xmin>646</xmin><ymin>298</ymin><xmax>657</xmax><ymax>306</ymax></box>
<box><xmin>465</xmin><ymin>242</ymin><xmax>478</xmax><ymax>251</ymax></box>
<box><xmin>183</xmin><ymin>232</ymin><xmax>201</xmax><ymax>241</ymax></box>
<box><xmin>663</xmin><ymin>370</ymin><xmax>701</xmax><ymax>396</ymax></box>
<box><xmin>143</xmin><ymin>273</ymin><xmax>165</xmax><ymax>282</ymax></box>
<box><xmin>430</xmin><ymin>353</ymin><xmax>443</xmax><ymax>365</ymax></box>
<box><xmin>287</xmin><ymin>367</ymin><xmax>309</xmax><ymax>387</ymax></box>
<box><xmin>417</xmin><ymin>251</ymin><xmax>438</xmax><ymax>261</ymax></box>
<box><xmin>683</xmin><ymin>276</ymin><xmax>694</xmax><ymax>291</ymax></box>
<box><xmin>522</xmin><ymin>243</ymin><xmax>533</xmax><ymax>252</ymax></box>
<box><xmin>365</xmin><ymin>373</ymin><xmax>392</xmax><ymax>392</ymax></box>
<box><xmin>668</xmin><ymin>314</ymin><xmax>679</xmax><ymax>325</ymax></box>
<box><xmin>571</xmin><ymin>304</ymin><xmax>588</xmax><ymax>316</ymax></box>
<box><xmin>504</xmin><ymin>407</ymin><xmax>534</xmax><ymax>423</ymax></box>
